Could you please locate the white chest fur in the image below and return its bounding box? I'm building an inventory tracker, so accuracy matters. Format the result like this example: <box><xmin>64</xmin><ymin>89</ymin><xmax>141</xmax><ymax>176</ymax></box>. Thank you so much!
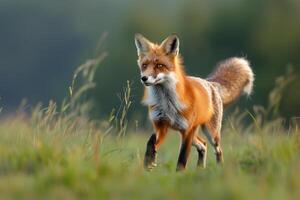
<box><xmin>142</xmin><ymin>73</ymin><xmax>187</xmax><ymax>130</ymax></box>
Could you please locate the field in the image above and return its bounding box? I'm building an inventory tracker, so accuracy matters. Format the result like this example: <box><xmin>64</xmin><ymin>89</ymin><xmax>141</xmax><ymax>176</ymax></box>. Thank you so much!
<box><xmin>0</xmin><ymin>56</ymin><xmax>299</xmax><ymax>200</ymax></box>
<box><xmin>0</xmin><ymin>105</ymin><xmax>299</xmax><ymax>200</ymax></box>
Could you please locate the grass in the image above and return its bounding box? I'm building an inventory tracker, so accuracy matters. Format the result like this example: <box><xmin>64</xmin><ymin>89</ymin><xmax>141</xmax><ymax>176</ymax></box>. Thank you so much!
<box><xmin>0</xmin><ymin>47</ymin><xmax>298</xmax><ymax>199</ymax></box>
<box><xmin>0</xmin><ymin>111</ymin><xmax>299</xmax><ymax>200</ymax></box>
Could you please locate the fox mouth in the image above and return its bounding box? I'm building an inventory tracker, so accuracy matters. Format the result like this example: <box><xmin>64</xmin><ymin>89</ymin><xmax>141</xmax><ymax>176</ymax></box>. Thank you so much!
<box><xmin>143</xmin><ymin>78</ymin><xmax>164</xmax><ymax>86</ymax></box>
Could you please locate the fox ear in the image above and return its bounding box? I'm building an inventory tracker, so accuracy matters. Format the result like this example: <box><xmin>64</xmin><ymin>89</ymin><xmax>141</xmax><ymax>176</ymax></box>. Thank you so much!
<box><xmin>134</xmin><ymin>33</ymin><xmax>152</xmax><ymax>56</ymax></box>
<box><xmin>160</xmin><ymin>34</ymin><xmax>180</xmax><ymax>56</ymax></box>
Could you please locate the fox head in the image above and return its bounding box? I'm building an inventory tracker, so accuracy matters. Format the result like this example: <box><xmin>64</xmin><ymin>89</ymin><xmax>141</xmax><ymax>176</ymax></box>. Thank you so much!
<box><xmin>134</xmin><ymin>34</ymin><xmax>180</xmax><ymax>86</ymax></box>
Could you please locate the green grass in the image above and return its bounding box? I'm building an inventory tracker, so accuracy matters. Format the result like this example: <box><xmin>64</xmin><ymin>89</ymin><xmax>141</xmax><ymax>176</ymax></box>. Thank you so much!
<box><xmin>0</xmin><ymin>52</ymin><xmax>298</xmax><ymax>199</ymax></box>
<box><xmin>0</xmin><ymin>113</ymin><xmax>299</xmax><ymax>200</ymax></box>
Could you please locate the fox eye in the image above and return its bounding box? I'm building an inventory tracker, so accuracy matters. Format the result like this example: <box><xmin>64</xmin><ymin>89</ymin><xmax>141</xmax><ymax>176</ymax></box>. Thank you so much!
<box><xmin>156</xmin><ymin>64</ymin><xmax>164</xmax><ymax>68</ymax></box>
<box><xmin>142</xmin><ymin>64</ymin><xmax>147</xmax><ymax>69</ymax></box>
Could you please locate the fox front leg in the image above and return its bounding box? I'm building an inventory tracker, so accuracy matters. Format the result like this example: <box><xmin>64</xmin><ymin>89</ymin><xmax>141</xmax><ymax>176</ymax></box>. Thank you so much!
<box><xmin>144</xmin><ymin>123</ymin><xmax>168</xmax><ymax>170</ymax></box>
<box><xmin>144</xmin><ymin>134</ymin><xmax>157</xmax><ymax>170</ymax></box>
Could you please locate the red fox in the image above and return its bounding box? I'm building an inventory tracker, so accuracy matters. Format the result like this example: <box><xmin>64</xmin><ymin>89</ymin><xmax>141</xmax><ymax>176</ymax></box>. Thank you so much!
<box><xmin>134</xmin><ymin>33</ymin><xmax>254</xmax><ymax>171</ymax></box>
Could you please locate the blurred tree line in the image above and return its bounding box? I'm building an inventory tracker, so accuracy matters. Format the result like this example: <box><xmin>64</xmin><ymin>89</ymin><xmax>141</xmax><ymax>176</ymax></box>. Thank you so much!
<box><xmin>0</xmin><ymin>0</ymin><xmax>299</xmax><ymax>121</ymax></box>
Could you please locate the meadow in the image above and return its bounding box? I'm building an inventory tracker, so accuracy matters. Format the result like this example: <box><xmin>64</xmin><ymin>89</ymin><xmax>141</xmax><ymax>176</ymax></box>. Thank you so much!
<box><xmin>0</xmin><ymin>57</ymin><xmax>299</xmax><ymax>200</ymax></box>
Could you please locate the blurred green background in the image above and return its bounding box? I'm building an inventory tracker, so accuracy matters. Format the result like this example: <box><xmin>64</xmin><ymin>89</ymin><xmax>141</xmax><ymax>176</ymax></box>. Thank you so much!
<box><xmin>0</xmin><ymin>0</ymin><xmax>299</xmax><ymax>119</ymax></box>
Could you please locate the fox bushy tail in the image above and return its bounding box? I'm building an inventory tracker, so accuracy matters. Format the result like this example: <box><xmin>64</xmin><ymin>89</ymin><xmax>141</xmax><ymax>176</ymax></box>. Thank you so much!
<box><xmin>207</xmin><ymin>57</ymin><xmax>254</xmax><ymax>106</ymax></box>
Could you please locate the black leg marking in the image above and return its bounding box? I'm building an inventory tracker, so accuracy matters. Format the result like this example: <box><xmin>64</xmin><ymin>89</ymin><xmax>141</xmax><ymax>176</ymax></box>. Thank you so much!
<box><xmin>176</xmin><ymin>138</ymin><xmax>193</xmax><ymax>171</ymax></box>
<box><xmin>197</xmin><ymin>148</ymin><xmax>207</xmax><ymax>168</ymax></box>
<box><xmin>213</xmin><ymin>138</ymin><xmax>223</xmax><ymax>164</ymax></box>
<box><xmin>144</xmin><ymin>134</ymin><xmax>157</xmax><ymax>170</ymax></box>
<box><xmin>214</xmin><ymin>143</ymin><xmax>223</xmax><ymax>164</ymax></box>
<box><xmin>177</xmin><ymin>142</ymin><xmax>187</xmax><ymax>171</ymax></box>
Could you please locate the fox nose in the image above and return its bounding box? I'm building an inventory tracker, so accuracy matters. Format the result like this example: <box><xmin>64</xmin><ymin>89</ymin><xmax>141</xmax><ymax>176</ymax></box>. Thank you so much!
<box><xmin>141</xmin><ymin>76</ymin><xmax>148</xmax><ymax>82</ymax></box>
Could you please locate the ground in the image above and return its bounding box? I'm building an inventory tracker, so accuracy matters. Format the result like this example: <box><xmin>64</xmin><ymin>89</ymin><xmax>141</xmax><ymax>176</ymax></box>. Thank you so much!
<box><xmin>0</xmin><ymin>113</ymin><xmax>299</xmax><ymax>200</ymax></box>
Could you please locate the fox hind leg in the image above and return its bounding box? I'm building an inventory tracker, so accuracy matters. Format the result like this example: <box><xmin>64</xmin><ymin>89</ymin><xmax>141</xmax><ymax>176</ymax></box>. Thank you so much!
<box><xmin>203</xmin><ymin>118</ymin><xmax>224</xmax><ymax>164</ymax></box>
<box><xmin>193</xmin><ymin>134</ymin><xmax>207</xmax><ymax>168</ymax></box>
<box><xmin>214</xmin><ymin>136</ymin><xmax>223</xmax><ymax>164</ymax></box>
<box><xmin>176</xmin><ymin>127</ymin><xmax>197</xmax><ymax>171</ymax></box>
<box><xmin>203</xmin><ymin>123</ymin><xmax>223</xmax><ymax>164</ymax></box>
<box><xmin>203</xmin><ymin>87</ymin><xmax>224</xmax><ymax>164</ymax></box>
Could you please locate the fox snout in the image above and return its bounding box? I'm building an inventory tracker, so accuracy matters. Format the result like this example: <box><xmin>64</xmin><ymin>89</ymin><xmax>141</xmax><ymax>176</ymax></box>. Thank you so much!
<box><xmin>141</xmin><ymin>73</ymin><xmax>169</xmax><ymax>86</ymax></box>
<box><xmin>141</xmin><ymin>76</ymin><xmax>151</xmax><ymax>86</ymax></box>
<box><xmin>140</xmin><ymin>75</ymin><xmax>157</xmax><ymax>86</ymax></box>
<box><xmin>141</xmin><ymin>76</ymin><xmax>148</xmax><ymax>82</ymax></box>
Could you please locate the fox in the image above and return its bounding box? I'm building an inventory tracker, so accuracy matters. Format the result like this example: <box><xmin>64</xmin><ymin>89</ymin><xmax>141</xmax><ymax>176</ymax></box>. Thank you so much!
<box><xmin>134</xmin><ymin>33</ymin><xmax>254</xmax><ymax>171</ymax></box>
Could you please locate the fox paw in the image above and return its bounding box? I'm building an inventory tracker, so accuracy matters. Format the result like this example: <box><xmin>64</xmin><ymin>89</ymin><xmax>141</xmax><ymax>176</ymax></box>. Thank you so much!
<box><xmin>144</xmin><ymin>154</ymin><xmax>157</xmax><ymax>171</ymax></box>
<box><xmin>144</xmin><ymin>161</ymin><xmax>157</xmax><ymax>171</ymax></box>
